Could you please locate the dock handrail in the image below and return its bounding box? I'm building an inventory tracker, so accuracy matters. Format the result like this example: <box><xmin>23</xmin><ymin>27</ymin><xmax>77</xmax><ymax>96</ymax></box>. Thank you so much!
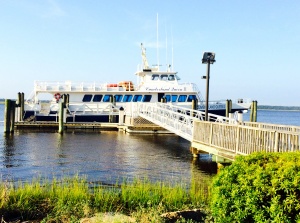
<box><xmin>243</xmin><ymin>121</ymin><xmax>300</xmax><ymax>133</ymax></box>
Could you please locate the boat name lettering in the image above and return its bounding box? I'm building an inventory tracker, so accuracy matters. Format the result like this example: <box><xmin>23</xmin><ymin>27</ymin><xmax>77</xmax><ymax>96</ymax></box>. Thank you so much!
<box><xmin>198</xmin><ymin>104</ymin><xmax>226</xmax><ymax>110</ymax></box>
<box><xmin>145</xmin><ymin>87</ymin><xmax>184</xmax><ymax>91</ymax></box>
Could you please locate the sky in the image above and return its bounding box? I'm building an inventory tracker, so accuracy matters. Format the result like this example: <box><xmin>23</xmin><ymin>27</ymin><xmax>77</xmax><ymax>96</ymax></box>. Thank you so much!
<box><xmin>0</xmin><ymin>0</ymin><xmax>299</xmax><ymax>106</ymax></box>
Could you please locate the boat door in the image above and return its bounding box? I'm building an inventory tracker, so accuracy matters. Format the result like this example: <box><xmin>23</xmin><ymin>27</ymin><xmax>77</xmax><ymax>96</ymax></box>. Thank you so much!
<box><xmin>158</xmin><ymin>93</ymin><xmax>165</xmax><ymax>102</ymax></box>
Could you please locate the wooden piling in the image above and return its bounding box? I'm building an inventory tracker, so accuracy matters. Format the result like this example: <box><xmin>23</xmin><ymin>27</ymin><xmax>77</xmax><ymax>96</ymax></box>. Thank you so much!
<box><xmin>192</xmin><ymin>99</ymin><xmax>198</xmax><ymax>110</ymax></box>
<box><xmin>9</xmin><ymin>100</ymin><xmax>16</xmax><ymax>133</ymax></box>
<box><xmin>109</xmin><ymin>96</ymin><xmax>116</xmax><ymax>123</ymax></box>
<box><xmin>16</xmin><ymin>92</ymin><xmax>21</xmax><ymax>121</ymax></box>
<box><xmin>250</xmin><ymin>101</ymin><xmax>253</xmax><ymax>122</ymax></box>
<box><xmin>20</xmin><ymin>92</ymin><xmax>24</xmax><ymax>121</ymax></box>
<box><xmin>225</xmin><ymin>99</ymin><xmax>232</xmax><ymax>118</ymax></box>
<box><xmin>4</xmin><ymin>99</ymin><xmax>11</xmax><ymax>133</ymax></box>
<box><xmin>253</xmin><ymin>100</ymin><xmax>257</xmax><ymax>122</ymax></box>
<box><xmin>58</xmin><ymin>102</ymin><xmax>64</xmax><ymax>134</ymax></box>
<box><xmin>250</xmin><ymin>100</ymin><xmax>257</xmax><ymax>122</ymax></box>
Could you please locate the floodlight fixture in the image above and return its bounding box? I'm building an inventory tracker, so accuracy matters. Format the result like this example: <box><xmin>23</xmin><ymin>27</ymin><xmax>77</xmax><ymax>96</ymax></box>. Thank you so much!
<box><xmin>202</xmin><ymin>52</ymin><xmax>216</xmax><ymax>121</ymax></box>
<box><xmin>202</xmin><ymin>52</ymin><xmax>216</xmax><ymax>64</ymax></box>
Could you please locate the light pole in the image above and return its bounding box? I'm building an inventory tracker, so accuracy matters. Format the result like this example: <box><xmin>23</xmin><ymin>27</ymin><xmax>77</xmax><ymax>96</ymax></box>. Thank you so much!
<box><xmin>201</xmin><ymin>52</ymin><xmax>216</xmax><ymax>121</ymax></box>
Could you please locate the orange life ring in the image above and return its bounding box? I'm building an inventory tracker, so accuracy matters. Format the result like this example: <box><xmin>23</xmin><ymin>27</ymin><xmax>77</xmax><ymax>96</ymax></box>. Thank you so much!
<box><xmin>54</xmin><ymin>93</ymin><xmax>61</xmax><ymax>100</ymax></box>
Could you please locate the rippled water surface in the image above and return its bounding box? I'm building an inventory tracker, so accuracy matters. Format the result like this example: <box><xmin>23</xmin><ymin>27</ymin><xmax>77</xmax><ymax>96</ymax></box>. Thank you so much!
<box><xmin>1</xmin><ymin>104</ymin><xmax>299</xmax><ymax>184</ymax></box>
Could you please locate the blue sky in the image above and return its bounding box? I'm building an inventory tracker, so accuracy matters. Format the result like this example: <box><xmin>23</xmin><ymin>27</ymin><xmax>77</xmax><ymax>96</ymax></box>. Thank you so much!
<box><xmin>0</xmin><ymin>0</ymin><xmax>299</xmax><ymax>106</ymax></box>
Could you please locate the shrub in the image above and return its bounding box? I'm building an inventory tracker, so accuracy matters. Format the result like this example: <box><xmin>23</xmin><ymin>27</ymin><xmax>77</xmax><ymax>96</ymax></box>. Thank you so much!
<box><xmin>211</xmin><ymin>152</ymin><xmax>300</xmax><ymax>223</ymax></box>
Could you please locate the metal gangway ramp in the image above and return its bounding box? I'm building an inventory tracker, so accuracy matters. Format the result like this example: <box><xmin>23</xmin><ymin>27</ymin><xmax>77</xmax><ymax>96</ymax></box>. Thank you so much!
<box><xmin>129</xmin><ymin>102</ymin><xmax>300</xmax><ymax>162</ymax></box>
<box><xmin>133</xmin><ymin>102</ymin><xmax>235</xmax><ymax>141</ymax></box>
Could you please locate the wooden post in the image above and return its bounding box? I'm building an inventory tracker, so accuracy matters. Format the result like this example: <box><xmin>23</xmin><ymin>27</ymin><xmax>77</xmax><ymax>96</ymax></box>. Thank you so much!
<box><xmin>10</xmin><ymin>100</ymin><xmax>16</xmax><ymax>133</ymax></box>
<box><xmin>192</xmin><ymin>99</ymin><xmax>198</xmax><ymax>110</ymax></box>
<box><xmin>226</xmin><ymin>99</ymin><xmax>232</xmax><ymax>118</ymax></box>
<box><xmin>109</xmin><ymin>96</ymin><xmax>115</xmax><ymax>123</ymax></box>
<box><xmin>190</xmin><ymin>146</ymin><xmax>199</xmax><ymax>158</ymax></box>
<box><xmin>66</xmin><ymin>94</ymin><xmax>70</xmax><ymax>113</ymax></box>
<box><xmin>250</xmin><ymin>100</ymin><xmax>256</xmax><ymax>122</ymax></box>
<box><xmin>16</xmin><ymin>92</ymin><xmax>21</xmax><ymax>121</ymax></box>
<box><xmin>20</xmin><ymin>92</ymin><xmax>24</xmax><ymax>121</ymax></box>
<box><xmin>4</xmin><ymin>99</ymin><xmax>11</xmax><ymax>133</ymax></box>
<box><xmin>191</xmin><ymin>99</ymin><xmax>197</xmax><ymax>117</ymax></box>
<box><xmin>58</xmin><ymin>102</ymin><xmax>64</xmax><ymax>134</ymax></box>
<box><xmin>253</xmin><ymin>100</ymin><xmax>257</xmax><ymax>122</ymax></box>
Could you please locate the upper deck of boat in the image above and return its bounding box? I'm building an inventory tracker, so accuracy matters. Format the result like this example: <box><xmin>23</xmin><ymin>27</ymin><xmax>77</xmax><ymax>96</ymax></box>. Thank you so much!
<box><xmin>33</xmin><ymin>80</ymin><xmax>199</xmax><ymax>93</ymax></box>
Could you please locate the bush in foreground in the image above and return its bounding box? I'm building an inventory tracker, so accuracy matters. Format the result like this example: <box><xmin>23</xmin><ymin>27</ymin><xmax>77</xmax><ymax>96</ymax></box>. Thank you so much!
<box><xmin>211</xmin><ymin>152</ymin><xmax>300</xmax><ymax>223</ymax></box>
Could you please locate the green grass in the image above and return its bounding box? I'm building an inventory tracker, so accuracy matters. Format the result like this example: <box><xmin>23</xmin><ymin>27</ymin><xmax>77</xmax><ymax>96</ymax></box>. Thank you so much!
<box><xmin>0</xmin><ymin>175</ymin><xmax>212</xmax><ymax>222</ymax></box>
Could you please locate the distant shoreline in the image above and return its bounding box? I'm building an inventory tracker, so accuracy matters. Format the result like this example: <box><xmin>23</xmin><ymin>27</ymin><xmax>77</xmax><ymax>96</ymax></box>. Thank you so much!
<box><xmin>258</xmin><ymin>109</ymin><xmax>300</xmax><ymax>112</ymax></box>
<box><xmin>257</xmin><ymin>105</ymin><xmax>300</xmax><ymax>111</ymax></box>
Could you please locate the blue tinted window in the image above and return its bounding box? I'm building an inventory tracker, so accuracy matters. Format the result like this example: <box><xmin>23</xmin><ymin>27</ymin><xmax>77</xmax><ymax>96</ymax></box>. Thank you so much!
<box><xmin>142</xmin><ymin>95</ymin><xmax>152</xmax><ymax>102</ymax></box>
<box><xmin>82</xmin><ymin>94</ymin><xmax>92</xmax><ymax>102</ymax></box>
<box><xmin>93</xmin><ymin>94</ymin><xmax>103</xmax><ymax>102</ymax></box>
<box><xmin>171</xmin><ymin>95</ymin><xmax>178</xmax><ymax>102</ymax></box>
<box><xmin>187</xmin><ymin>95</ymin><xmax>197</xmax><ymax>102</ymax></box>
<box><xmin>123</xmin><ymin>95</ymin><xmax>133</xmax><ymax>102</ymax></box>
<box><xmin>114</xmin><ymin>95</ymin><xmax>123</xmax><ymax>102</ymax></box>
<box><xmin>103</xmin><ymin>95</ymin><xmax>113</xmax><ymax>102</ymax></box>
<box><xmin>133</xmin><ymin>95</ymin><xmax>143</xmax><ymax>102</ymax></box>
<box><xmin>178</xmin><ymin>95</ymin><xmax>187</xmax><ymax>102</ymax></box>
<box><xmin>165</xmin><ymin>95</ymin><xmax>171</xmax><ymax>102</ymax></box>
<box><xmin>151</xmin><ymin>75</ymin><xmax>159</xmax><ymax>80</ymax></box>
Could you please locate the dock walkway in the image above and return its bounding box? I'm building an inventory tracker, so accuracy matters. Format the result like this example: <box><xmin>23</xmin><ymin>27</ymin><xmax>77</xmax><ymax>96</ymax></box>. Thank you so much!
<box><xmin>134</xmin><ymin>103</ymin><xmax>300</xmax><ymax>162</ymax></box>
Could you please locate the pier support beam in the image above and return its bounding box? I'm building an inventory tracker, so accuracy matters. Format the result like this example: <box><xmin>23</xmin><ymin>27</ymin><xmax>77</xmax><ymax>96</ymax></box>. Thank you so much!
<box><xmin>212</xmin><ymin>155</ymin><xmax>232</xmax><ymax>169</ymax></box>
<box><xmin>190</xmin><ymin>146</ymin><xmax>208</xmax><ymax>158</ymax></box>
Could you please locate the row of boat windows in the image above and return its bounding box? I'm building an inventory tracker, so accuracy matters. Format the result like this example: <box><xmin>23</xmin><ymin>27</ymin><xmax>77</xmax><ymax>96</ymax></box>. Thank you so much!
<box><xmin>82</xmin><ymin>94</ymin><xmax>197</xmax><ymax>103</ymax></box>
<box><xmin>151</xmin><ymin>74</ymin><xmax>176</xmax><ymax>81</ymax></box>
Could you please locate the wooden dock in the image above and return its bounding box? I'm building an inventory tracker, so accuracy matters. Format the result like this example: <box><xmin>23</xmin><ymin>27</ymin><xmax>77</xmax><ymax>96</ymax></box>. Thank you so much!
<box><xmin>191</xmin><ymin>121</ymin><xmax>300</xmax><ymax>162</ymax></box>
<box><xmin>4</xmin><ymin>101</ymin><xmax>300</xmax><ymax>165</ymax></box>
<box><xmin>13</xmin><ymin>116</ymin><xmax>169</xmax><ymax>133</ymax></box>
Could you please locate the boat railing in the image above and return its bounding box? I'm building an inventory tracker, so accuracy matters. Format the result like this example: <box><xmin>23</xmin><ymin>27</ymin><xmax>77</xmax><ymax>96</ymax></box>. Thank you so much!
<box><xmin>34</xmin><ymin>81</ymin><xmax>131</xmax><ymax>92</ymax></box>
<box><xmin>69</xmin><ymin>103</ymin><xmax>120</xmax><ymax>115</ymax></box>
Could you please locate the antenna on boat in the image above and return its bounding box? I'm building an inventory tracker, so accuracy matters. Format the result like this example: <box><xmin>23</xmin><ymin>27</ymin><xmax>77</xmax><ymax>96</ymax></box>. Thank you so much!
<box><xmin>141</xmin><ymin>43</ymin><xmax>149</xmax><ymax>69</ymax></box>
<box><xmin>165</xmin><ymin>22</ymin><xmax>168</xmax><ymax>71</ymax></box>
<box><xmin>171</xmin><ymin>26</ymin><xmax>174</xmax><ymax>72</ymax></box>
<box><xmin>156</xmin><ymin>13</ymin><xmax>159</xmax><ymax>71</ymax></box>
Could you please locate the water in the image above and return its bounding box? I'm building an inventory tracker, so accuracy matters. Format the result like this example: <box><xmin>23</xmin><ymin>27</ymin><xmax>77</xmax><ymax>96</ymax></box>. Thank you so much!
<box><xmin>0</xmin><ymin>104</ymin><xmax>300</xmax><ymax>184</ymax></box>
<box><xmin>0</xmin><ymin>104</ymin><xmax>215</xmax><ymax>184</ymax></box>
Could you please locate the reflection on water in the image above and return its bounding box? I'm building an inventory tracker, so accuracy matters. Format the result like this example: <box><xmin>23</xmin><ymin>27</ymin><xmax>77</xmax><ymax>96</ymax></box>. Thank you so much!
<box><xmin>0</xmin><ymin>128</ymin><xmax>217</xmax><ymax>184</ymax></box>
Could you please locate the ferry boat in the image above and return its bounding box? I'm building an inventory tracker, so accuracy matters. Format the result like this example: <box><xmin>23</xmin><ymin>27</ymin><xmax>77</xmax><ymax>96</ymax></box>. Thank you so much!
<box><xmin>23</xmin><ymin>44</ymin><xmax>251</xmax><ymax>122</ymax></box>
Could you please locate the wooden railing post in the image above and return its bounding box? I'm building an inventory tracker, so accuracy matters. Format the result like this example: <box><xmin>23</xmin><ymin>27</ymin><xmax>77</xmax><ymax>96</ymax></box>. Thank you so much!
<box><xmin>209</xmin><ymin>122</ymin><xmax>213</xmax><ymax>146</ymax></box>
<box><xmin>235</xmin><ymin>126</ymin><xmax>240</xmax><ymax>154</ymax></box>
<box><xmin>274</xmin><ymin>132</ymin><xmax>279</xmax><ymax>152</ymax></box>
